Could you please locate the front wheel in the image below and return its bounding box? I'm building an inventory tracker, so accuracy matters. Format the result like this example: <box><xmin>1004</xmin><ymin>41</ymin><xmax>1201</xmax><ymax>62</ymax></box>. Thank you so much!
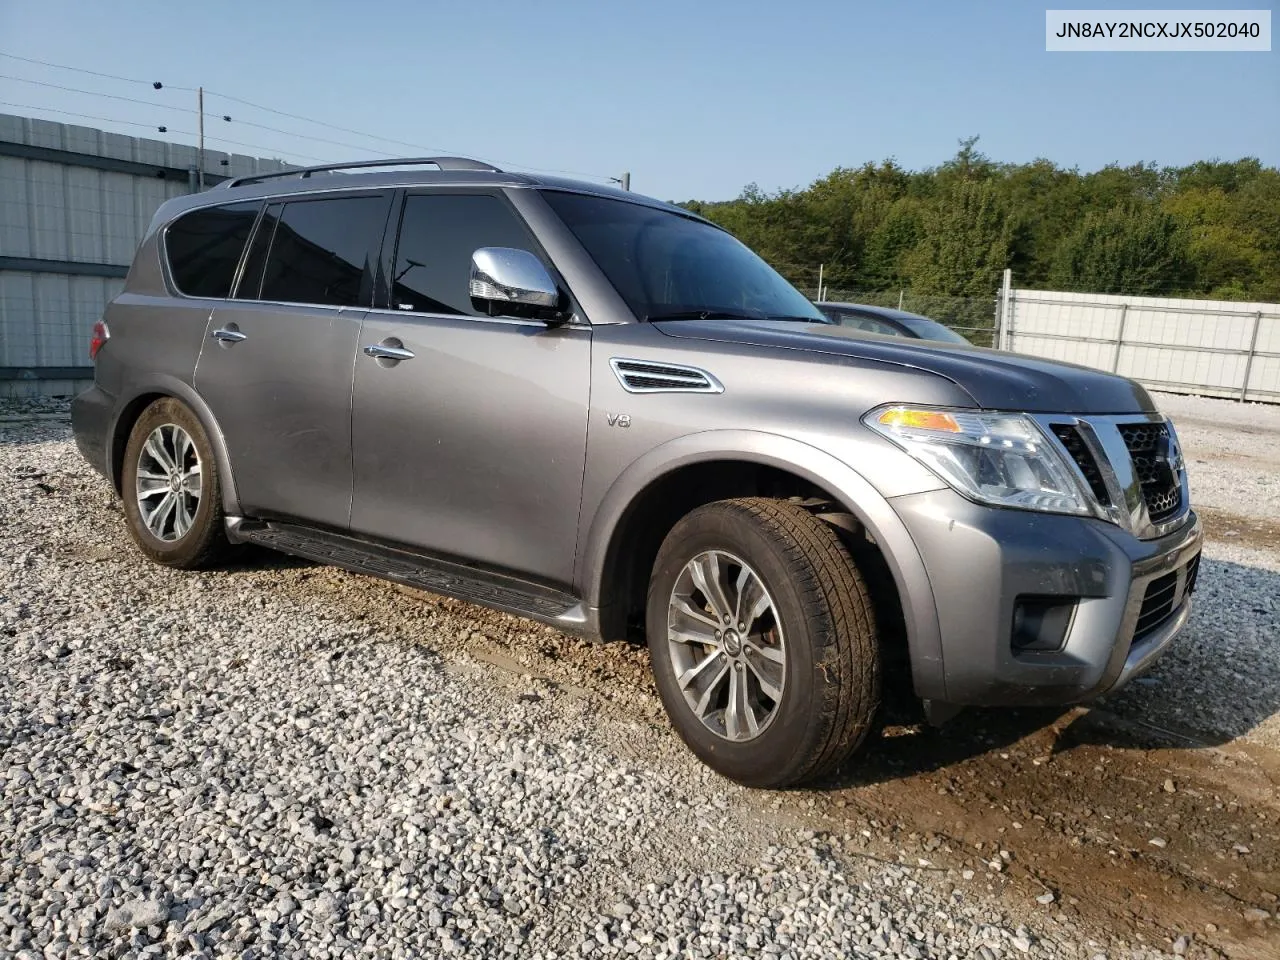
<box><xmin>646</xmin><ymin>498</ymin><xmax>881</xmax><ymax>788</ymax></box>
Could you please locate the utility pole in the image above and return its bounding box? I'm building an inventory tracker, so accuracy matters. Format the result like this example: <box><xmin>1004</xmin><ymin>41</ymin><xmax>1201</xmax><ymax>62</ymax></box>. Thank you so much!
<box><xmin>197</xmin><ymin>86</ymin><xmax>205</xmax><ymax>189</ymax></box>
<box><xmin>817</xmin><ymin>263</ymin><xmax>823</xmax><ymax>301</ymax></box>
<box><xmin>998</xmin><ymin>268</ymin><xmax>1013</xmax><ymax>351</ymax></box>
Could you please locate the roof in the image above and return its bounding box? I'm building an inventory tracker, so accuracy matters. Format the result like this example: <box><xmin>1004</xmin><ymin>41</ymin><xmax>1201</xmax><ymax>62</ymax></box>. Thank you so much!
<box><xmin>150</xmin><ymin>157</ymin><xmax>701</xmax><ymax>226</ymax></box>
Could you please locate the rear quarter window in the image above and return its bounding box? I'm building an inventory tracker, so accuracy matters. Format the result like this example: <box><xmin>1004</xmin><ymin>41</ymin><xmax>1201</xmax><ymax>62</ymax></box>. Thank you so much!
<box><xmin>165</xmin><ymin>202</ymin><xmax>261</xmax><ymax>298</ymax></box>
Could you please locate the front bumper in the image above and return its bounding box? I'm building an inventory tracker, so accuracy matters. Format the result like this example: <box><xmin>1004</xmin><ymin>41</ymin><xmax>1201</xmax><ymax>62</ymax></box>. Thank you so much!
<box><xmin>890</xmin><ymin>489</ymin><xmax>1202</xmax><ymax>706</ymax></box>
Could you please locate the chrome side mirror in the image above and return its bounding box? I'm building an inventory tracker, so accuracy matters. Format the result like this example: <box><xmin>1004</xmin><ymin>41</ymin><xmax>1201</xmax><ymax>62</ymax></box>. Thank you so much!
<box><xmin>470</xmin><ymin>247</ymin><xmax>564</xmax><ymax>321</ymax></box>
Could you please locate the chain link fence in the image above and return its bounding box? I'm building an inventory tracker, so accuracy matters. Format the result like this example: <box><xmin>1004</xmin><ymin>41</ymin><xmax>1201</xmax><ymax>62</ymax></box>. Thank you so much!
<box><xmin>800</xmin><ymin>288</ymin><xmax>1000</xmax><ymax>347</ymax></box>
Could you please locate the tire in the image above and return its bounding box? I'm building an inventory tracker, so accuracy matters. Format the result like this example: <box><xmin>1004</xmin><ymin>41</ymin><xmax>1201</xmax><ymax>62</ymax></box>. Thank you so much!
<box><xmin>120</xmin><ymin>397</ymin><xmax>230</xmax><ymax>569</ymax></box>
<box><xmin>646</xmin><ymin>497</ymin><xmax>881</xmax><ymax>788</ymax></box>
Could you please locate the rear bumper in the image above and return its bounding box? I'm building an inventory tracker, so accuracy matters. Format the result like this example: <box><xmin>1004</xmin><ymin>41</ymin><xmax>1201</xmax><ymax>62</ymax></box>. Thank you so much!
<box><xmin>70</xmin><ymin>383</ymin><xmax>114</xmax><ymax>484</ymax></box>
<box><xmin>890</xmin><ymin>489</ymin><xmax>1202</xmax><ymax>706</ymax></box>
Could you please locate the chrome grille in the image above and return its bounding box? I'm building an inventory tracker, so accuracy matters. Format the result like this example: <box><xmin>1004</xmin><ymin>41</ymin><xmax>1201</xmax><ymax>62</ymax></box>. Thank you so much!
<box><xmin>1050</xmin><ymin>424</ymin><xmax>1110</xmax><ymax>505</ymax></box>
<box><xmin>1133</xmin><ymin>550</ymin><xmax>1200</xmax><ymax>640</ymax></box>
<box><xmin>1135</xmin><ymin>570</ymin><xmax>1178</xmax><ymax>638</ymax></box>
<box><xmin>1118</xmin><ymin>422</ymin><xmax>1183</xmax><ymax>524</ymax></box>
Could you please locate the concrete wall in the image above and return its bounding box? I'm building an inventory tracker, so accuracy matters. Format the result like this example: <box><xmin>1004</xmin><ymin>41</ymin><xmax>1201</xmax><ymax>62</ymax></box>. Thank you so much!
<box><xmin>0</xmin><ymin>113</ymin><xmax>292</xmax><ymax>397</ymax></box>
<box><xmin>1003</xmin><ymin>289</ymin><xmax>1280</xmax><ymax>403</ymax></box>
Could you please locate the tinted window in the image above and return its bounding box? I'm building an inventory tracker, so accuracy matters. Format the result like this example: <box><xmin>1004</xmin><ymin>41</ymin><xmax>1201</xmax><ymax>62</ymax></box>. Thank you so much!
<box><xmin>542</xmin><ymin>191</ymin><xmax>823</xmax><ymax>323</ymax></box>
<box><xmin>166</xmin><ymin>202</ymin><xmax>259</xmax><ymax>298</ymax></box>
<box><xmin>838</xmin><ymin>313</ymin><xmax>904</xmax><ymax>337</ymax></box>
<box><xmin>258</xmin><ymin>196</ymin><xmax>388</xmax><ymax>307</ymax></box>
<box><xmin>234</xmin><ymin>202</ymin><xmax>282</xmax><ymax>300</ymax></box>
<box><xmin>899</xmin><ymin>317</ymin><xmax>971</xmax><ymax>344</ymax></box>
<box><xmin>392</xmin><ymin>193</ymin><xmax>544</xmax><ymax>316</ymax></box>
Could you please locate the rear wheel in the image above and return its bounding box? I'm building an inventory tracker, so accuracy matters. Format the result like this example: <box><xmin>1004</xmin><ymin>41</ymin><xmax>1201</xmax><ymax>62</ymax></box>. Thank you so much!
<box><xmin>646</xmin><ymin>498</ymin><xmax>881</xmax><ymax>788</ymax></box>
<box><xmin>121</xmin><ymin>398</ymin><xmax>229</xmax><ymax>569</ymax></box>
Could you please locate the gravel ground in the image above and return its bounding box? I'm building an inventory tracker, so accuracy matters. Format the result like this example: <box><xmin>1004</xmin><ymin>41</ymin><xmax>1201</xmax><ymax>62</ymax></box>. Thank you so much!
<box><xmin>1154</xmin><ymin>391</ymin><xmax>1280</xmax><ymax>522</ymax></box>
<box><xmin>2</xmin><ymin>394</ymin><xmax>1277</xmax><ymax>960</ymax></box>
<box><xmin>1098</xmin><ymin>393</ymin><xmax>1280</xmax><ymax>750</ymax></box>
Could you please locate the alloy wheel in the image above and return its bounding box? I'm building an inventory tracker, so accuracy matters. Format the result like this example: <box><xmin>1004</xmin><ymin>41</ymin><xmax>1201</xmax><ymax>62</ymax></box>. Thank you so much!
<box><xmin>135</xmin><ymin>423</ymin><xmax>202</xmax><ymax>541</ymax></box>
<box><xmin>666</xmin><ymin>550</ymin><xmax>786</xmax><ymax>741</ymax></box>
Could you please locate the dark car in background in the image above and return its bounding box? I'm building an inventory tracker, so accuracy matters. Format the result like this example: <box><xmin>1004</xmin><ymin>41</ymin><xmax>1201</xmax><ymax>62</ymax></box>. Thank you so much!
<box><xmin>815</xmin><ymin>301</ymin><xmax>972</xmax><ymax>344</ymax></box>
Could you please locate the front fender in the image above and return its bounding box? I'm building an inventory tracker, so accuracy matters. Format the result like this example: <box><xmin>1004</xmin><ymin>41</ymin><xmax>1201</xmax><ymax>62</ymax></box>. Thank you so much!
<box><xmin>577</xmin><ymin>429</ymin><xmax>947</xmax><ymax>700</ymax></box>
<box><xmin>108</xmin><ymin>376</ymin><xmax>241</xmax><ymax>516</ymax></box>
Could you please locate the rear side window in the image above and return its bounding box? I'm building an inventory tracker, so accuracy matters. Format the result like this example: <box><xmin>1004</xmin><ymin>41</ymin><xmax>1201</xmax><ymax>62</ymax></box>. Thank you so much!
<box><xmin>256</xmin><ymin>196</ymin><xmax>389</xmax><ymax>307</ymax></box>
<box><xmin>391</xmin><ymin>193</ymin><xmax>545</xmax><ymax>316</ymax></box>
<box><xmin>166</xmin><ymin>202</ymin><xmax>260</xmax><ymax>298</ymax></box>
<box><xmin>234</xmin><ymin>202</ymin><xmax>283</xmax><ymax>301</ymax></box>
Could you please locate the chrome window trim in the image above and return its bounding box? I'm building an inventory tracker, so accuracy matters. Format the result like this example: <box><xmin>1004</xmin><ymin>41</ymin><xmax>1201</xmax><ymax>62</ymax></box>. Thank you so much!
<box><xmin>211</xmin><ymin>299</ymin><xmax>364</xmax><ymax>314</ymax></box>
<box><xmin>364</xmin><ymin>307</ymin><xmax>591</xmax><ymax>330</ymax></box>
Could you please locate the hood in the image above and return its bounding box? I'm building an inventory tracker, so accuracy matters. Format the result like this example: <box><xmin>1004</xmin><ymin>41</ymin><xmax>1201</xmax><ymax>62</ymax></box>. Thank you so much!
<box><xmin>654</xmin><ymin>319</ymin><xmax>1156</xmax><ymax>415</ymax></box>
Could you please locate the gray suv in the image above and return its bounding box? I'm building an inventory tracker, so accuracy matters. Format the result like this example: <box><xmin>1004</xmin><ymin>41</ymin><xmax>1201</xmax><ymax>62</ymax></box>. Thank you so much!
<box><xmin>72</xmin><ymin>157</ymin><xmax>1202</xmax><ymax>787</ymax></box>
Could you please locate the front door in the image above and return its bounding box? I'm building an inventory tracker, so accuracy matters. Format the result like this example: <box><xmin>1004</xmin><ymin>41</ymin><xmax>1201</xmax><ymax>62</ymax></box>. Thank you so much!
<box><xmin>350</xmin><ymin>191</ymin><xmax>590</xmax><ymax>585</ymax></box>
<box><xmin>195</xmin><ymin>192</ymin><xmax>392</xmax><ymax>526</ymax></box>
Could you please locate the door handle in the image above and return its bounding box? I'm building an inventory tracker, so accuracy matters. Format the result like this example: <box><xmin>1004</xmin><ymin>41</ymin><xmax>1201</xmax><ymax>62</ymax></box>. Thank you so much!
<box><xmin>363</xmin><ymin>343</ymin><xmax>415</xmax><ymax>362</ymax></box>
<box><xmin>211</xmin><ymin>327</ymin><xmax>247</xmax><ymax>344</ymax></box>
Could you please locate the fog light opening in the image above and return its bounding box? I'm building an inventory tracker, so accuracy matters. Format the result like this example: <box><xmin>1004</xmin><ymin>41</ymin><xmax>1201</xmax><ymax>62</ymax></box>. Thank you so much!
<box><xmin>1011</xmin><ymin>598</ymin><xmax>1076</xmax><ymax>654</ymax></box>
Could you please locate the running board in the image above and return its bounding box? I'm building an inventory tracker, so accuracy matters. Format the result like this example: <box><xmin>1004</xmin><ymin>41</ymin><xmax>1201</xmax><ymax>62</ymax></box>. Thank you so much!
<box><xmin>227</xmin><ymin>518</ymin><xmax>589</xmax><ymax>632</ymax></box>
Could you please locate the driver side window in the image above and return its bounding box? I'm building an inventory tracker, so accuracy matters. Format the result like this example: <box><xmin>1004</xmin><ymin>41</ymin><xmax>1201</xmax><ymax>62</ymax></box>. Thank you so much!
<box><xmin>391</xmin><ymin>193</ymin><xmax>547</xmax><ymax>317</ymax></box>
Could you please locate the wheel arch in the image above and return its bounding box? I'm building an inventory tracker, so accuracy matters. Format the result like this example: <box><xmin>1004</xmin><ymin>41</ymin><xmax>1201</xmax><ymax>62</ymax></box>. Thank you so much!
<box><xmin>578</xmin><ymin>430</ymin><xmax>946</xmax><ymax>700</ymax></box>
<box><xmin>107</xmin><ymin>377</ymin><xmax>241</xmax><ymax>515</ymax></box>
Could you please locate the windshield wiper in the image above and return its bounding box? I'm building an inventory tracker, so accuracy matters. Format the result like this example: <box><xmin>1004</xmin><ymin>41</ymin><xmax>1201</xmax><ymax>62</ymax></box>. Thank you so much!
<box><xmin>645</xmin><ymin>309</ymin><xmax>764</xmax><ymax>323</ymax></box>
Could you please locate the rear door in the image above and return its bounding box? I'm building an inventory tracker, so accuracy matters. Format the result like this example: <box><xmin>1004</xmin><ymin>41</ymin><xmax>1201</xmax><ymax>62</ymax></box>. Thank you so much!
<box><xmin>194</xmin><ymin>191</ymin><xmax>393</xmax><ymax>527</ymax></box>
<box><xmin>349</xmin><ymin>190</ymin><xmax>590</xmax><ymax>584</ymax></box>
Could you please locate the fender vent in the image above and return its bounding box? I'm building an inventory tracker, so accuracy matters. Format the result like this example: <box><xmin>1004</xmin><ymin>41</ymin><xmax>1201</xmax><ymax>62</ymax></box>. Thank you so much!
<box><xmin>609</xmin><ymin>358</ymin><xmax>724</xmax><ymax>394</ymax></box>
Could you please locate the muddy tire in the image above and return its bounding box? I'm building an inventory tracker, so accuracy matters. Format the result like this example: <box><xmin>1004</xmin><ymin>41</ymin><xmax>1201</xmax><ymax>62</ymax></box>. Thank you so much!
<box><xmin>646</xmin><ymin>497</ymin><xmax>881</xmax><ymax>788</ymax></box>
<box><xmin>121</xmin><ymin>397</ymin><xmax>230</xmax><ymax>569</ymax></box>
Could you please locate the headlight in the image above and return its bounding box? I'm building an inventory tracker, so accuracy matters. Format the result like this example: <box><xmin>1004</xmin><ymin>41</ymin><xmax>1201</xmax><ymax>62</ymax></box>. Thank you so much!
<box><xmin>865</xmin><ymin>405</ymin><xmax>1093</xmax><ymax>516</ymax></box>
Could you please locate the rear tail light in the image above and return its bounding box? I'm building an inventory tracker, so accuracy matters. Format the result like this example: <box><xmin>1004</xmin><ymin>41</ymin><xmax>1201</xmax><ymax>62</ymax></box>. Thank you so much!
<box><xmin>89</xmin><ymin>321</ymin><xmax>109</xmax><ymax>361</ymax></box>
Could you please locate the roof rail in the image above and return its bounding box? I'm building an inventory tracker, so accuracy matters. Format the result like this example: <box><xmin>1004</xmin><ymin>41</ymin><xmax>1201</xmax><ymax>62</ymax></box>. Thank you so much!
<box><xmin>219</xmin><ymin>156</ymin><xmax>503</xmax><ymax>189</ymax></box>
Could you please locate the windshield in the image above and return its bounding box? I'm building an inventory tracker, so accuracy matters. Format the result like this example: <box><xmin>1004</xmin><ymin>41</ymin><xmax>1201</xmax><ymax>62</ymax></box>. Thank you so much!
<box><xmin>542</xmin><ymin>191</ymin><xmax>825</xmax><ymax>323</ymax></box>
<box><xmin>899</xmin><ymin>316</ymin><xmax>972</xmax><ymax>344</ymax></box>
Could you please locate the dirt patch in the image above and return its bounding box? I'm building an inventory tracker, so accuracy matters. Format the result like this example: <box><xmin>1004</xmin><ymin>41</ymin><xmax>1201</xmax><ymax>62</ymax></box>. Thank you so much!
<box><xmin>1198</xmin><ymin>506</ymin><xmax>1280</xmax><ymax>554</ymax></box>
<box><xmin>317</xmin><ymin>565</ymin><xmax>1280</xmax><ymax>957</ymax></box>
<box><xmin>801</xmin><ymin>707</ymin><xmax>1280</xmax><ymax>959</ymax></box>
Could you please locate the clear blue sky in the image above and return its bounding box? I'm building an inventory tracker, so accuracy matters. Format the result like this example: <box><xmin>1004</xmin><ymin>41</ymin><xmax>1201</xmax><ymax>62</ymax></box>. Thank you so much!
<box><xmin>2</xmin><ymin>0</ymin><xmax>1276</xmax><ymax>201</ymax></box>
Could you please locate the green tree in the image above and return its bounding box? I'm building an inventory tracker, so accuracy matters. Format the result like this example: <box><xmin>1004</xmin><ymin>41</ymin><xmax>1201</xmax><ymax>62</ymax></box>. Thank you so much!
<box><xmin>1163</xmin><ymin>188</ymin><xmax>1262</xmax><ymax>298</ymax></box>
<box><xmin>908</xmin><ymin>180</ymin><xmax>1014</xmax><ymax>297</ymax></box>
<box><xmin>683</xmin><ymin>149</ymin><xmax>1278</xmax><ymax>303</ymax></box>
<box><xmin>859</xmin><ymin>197</ymin><xmax>924</xmax><ymax>289</ymax></box>
<box><xmin>1048</xmin><ymin>205</ymin><xmax>1193</xmax><ymax>295</ymax></box>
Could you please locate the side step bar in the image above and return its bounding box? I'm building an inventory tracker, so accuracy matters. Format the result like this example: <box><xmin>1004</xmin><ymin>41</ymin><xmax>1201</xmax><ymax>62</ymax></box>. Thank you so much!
<box><xmin>227</xmin><ymin>518</ymin><xmax>591</xmax><ymax>633</ymax></box>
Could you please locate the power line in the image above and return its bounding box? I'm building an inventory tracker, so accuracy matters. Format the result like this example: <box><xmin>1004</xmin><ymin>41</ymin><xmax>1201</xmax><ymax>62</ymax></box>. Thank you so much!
<box><xmin>202</xmin><ymin>87</ymin><xmax>612</xmax><ymax>180</ymax></box>
<box><xmin>0</xmin><ymin>100</ymin><xmax>325</xmax><ymax>163</ymax></box>
<box><xmin>0</xmin><ymin>52</ymin><xmax>195</xmax><ymax>91</ymax></box>
<box><xmin>0</xmin><ymin>74</ymin><xmax>386</xmax><ymax>159</ymax></box>
<box><xmin>0</xmin><ymin>74</ymin><xmax>185</xmax><ymax>112</ymax></box>
<box><xmin>0</xmin><ymin>54</ymin><xmax>618</xmax><ymax>182</ymax></box>
<box><xmin>202</xmin><ymin>89</ymin><xmax>439</xmax><ymax>154</ymax></box>
<box><xmin>214</xmin><ymin>115</ymin><xmax>397</xmax><ymax>157</ymax></box>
